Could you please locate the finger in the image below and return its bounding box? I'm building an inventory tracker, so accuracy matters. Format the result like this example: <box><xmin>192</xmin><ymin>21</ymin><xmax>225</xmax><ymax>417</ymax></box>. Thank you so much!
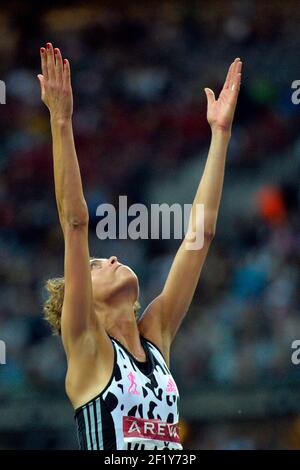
<box><xmin>46</xmin><ymin>42</ymin><xmax>56</xmax><ymax>83</ymax></box>
<box><xmin>229</xmin><ymin>72</ymin><xmax>242</xmax><ymax>106</ymax></box>
<box><xmin>54</xmin><ymin>48</ymin><xmax>63</xmax><ymax>85</ymax></box>
<box><xmin>229</xmin><ymin>58</ymin><xmax>241</xmax><ymax>90</ymax></box>
<box><xmin>204</xmin><ymin>87</ymin><xmax>216</xmax><ymax>106</ymax></box>
<box><xmin>37</xmin><ymin>74</ymin><xmax>45</xmax><ymax>100</ymax></box>
<box><xmin>40</xmin><ymin>47</ymin><xmax>48</xmax><ymax>80</ymax></box>
<box><xmin>224</xmin><ymin>61</ymin><xmax>235</xmax><ymax>90</ymax></box>
<box><xmin>63</xmin><ymin>58</ymin><xmax>71</xmax><ymax>89</ymax></box>
<box><xmin>230</xmin><ymin>62</ymin><xmax>242</xmax><ymax>93</ymax></box>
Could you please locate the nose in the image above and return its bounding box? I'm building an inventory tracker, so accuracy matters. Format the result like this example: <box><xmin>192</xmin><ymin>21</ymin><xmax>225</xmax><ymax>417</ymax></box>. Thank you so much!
<box><xmin>108</xmin><ymin>256</ymin><xmax>118</xmax><ymax>265</ymax></box>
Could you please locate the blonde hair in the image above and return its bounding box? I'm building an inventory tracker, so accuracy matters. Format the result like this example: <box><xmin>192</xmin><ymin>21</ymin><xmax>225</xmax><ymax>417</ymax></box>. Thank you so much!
<box><xmin>43</xmin><ymin>277</ymin><xmax>141</xmax><ymax>336</ymax></box>
<box><xmin>43</xmin><ymin>277</ymin><xmax>65</xmax><ymax>335</ymax></box>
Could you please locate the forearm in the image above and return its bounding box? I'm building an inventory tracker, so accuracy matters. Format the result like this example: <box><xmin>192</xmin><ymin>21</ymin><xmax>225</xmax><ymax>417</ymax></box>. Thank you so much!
<box><xmin>50</xmin><ymin>117</ymin><xmax>88</xmax><ymax>226</ymax></box>
<box><xmin>189</xmin><ymin>128</ymin><xmax>231</xmax><ymax>237</ymax></box>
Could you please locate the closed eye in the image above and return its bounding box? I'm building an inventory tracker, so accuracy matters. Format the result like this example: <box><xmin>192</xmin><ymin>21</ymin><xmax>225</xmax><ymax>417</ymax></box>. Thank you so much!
<box><xmin>90</xmin><ymin>259</ymin><xmax>102</xmax><ymax>269</ymax></box>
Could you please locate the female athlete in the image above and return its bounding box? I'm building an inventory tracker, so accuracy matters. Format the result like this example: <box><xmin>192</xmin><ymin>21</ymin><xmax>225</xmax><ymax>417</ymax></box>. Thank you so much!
<box><xmin>38</xmin><ymin>43</ymin><xmax>242</xmax><ymax>450</ymax></box>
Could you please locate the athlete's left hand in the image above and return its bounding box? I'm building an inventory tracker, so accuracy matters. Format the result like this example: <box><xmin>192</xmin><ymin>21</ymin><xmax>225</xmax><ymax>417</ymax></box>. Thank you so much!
<box><xmin>204</xmin><ymin>58</ymin><xmax>242</xmax><ymax>134</ymax></box>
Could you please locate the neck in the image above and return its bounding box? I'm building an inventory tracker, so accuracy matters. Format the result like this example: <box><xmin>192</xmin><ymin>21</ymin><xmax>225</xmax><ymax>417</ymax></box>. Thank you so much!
<box><xmin>94</xmin><ymin>300</ymin><xmax>145</xmax><ymax>360</ymax></box>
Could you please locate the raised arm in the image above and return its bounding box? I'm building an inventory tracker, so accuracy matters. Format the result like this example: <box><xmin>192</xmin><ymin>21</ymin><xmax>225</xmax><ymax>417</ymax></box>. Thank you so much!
<box><xmin>38</xmin><ymin>43</ymin><xmax>105</xmax><ymax>354</ymax></box>
<box><xmin>139</xmin><ymin>58</ymin><xmax>242</xmax><ymax>350</ymax></box>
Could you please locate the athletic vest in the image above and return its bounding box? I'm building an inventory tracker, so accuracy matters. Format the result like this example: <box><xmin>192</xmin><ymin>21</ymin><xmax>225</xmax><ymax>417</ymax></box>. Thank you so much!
<box><xmin>75</xmin><ymin>335</ymin><xmax>182</xmax><ymax>450</ymax></box>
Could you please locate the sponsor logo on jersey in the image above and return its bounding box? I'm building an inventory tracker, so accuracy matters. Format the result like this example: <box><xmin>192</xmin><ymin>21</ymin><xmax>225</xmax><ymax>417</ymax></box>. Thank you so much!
<box><xmin>123</xmin><ymin>416</ymin><xmax>180</xmax><ymax>443</ymax></box>
<box><xmin>166</xmin><ymin>377</ymin><xmax>177</xmax><ymax>392</ymax></box>
<box><xmin>127</xmin><ymin>371</ymin><xmax>140</xmax><ymax>395</ymax></box>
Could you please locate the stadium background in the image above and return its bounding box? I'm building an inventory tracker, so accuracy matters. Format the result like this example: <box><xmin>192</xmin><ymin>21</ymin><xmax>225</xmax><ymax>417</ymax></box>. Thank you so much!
<box><xmin>0</xmin><ymin>0</ymin><xmax>300</xmax><ymax>449</ymax></box>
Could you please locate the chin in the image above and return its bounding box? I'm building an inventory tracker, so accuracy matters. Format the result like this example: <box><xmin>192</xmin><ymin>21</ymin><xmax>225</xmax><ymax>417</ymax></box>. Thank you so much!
<box><xmin>118</xmin><ymin>264</ymin><xmax>136</xmax><ymax>277</ymax></box>
<box><xmin>118</xmin><ymin>266</ymin><xmax>139</xmax><ymax>292</ymax></box>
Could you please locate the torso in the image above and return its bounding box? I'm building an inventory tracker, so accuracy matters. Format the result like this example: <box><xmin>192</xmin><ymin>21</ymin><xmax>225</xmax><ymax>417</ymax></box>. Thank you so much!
<box><xmin>66</xmin><ymin>312</ymin><xmax>169</xmax><ymax>411</ymax></box>
<box><xmin>73</xmin><ymin>334</ymin><xmax>182</xmax><ymax>450</ymax></box>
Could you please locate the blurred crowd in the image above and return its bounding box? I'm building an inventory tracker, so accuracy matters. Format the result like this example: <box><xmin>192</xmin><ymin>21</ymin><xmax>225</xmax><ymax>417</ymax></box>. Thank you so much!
<box><xmin>0</xmin><ymin>0</ymin><xmax>300</xmax><ymax>449</ymax></box>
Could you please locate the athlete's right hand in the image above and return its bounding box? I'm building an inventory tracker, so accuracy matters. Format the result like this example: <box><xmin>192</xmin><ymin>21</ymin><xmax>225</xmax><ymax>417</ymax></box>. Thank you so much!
<box><xmin>38</xmin><ymin>43</ymin><xmax>73</xmax><ymax>121</ymax></box>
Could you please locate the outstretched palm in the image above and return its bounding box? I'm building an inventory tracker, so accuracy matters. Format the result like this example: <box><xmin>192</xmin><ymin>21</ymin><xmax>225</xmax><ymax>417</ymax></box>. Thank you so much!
<box><xmin>38</xmin><ymin>43</ymin><xmax>73</xmax><ymax>121</ymax></box>
<box><xmin>205</xmin><ymin>58</ymin><xmax>242</xmax><ymax>133</ymax></box>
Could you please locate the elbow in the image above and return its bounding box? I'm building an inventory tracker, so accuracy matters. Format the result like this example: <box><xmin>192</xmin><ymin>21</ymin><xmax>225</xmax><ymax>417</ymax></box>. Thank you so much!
<box><xmin>204</xmin><ymin>226</ymin><xmax>216</xmax><ymax>241</ymax></box>
<box><xmin>203</xmin><ymin>214</ymin><xmax>217</xmax><ymax>241</ymax></box>
<box><xmin>67</xmin><ymin>214</ymin><xmax>89</xmax><ymax>227</ymax></box>
<box><xmin>62</xmin><ymin>202</ymin><xmax>89</xmax><ymax>228</ymax></box>
<box><xmin>204</xmin><ymin>230</ymin><xmax>215</xmax><ymax>241</ymax></box>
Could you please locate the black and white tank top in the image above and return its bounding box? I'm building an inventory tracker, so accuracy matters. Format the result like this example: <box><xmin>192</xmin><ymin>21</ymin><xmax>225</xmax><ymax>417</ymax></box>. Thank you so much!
<box><xmin>75</xmin><ymin>335</ymin><xmax>182</xmax><ymax>450</ymax></box>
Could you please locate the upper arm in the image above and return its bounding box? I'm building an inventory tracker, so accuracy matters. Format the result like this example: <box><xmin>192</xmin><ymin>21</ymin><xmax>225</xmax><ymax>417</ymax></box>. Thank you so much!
<box><xmin>61</xmin><ymin>221</ymin><xmax>102</xmax><ymax>354</ymax></box>
<box><xmin>139</xmin><ymin>235</ymin><xmax>213</xmax><ymax>347</ymax></box>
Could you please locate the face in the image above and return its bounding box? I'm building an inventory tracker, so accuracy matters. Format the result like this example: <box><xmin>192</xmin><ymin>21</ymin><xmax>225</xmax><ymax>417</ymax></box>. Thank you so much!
<box><xmin>90</xmin><ymin>256</ymin><xmax>139</xmax><ymax>305</ymax></box>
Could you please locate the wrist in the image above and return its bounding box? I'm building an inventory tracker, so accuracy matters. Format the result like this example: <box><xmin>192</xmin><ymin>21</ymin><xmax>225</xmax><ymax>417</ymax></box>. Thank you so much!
<box><xmin>210</xmin><ymin>125</ymin><xmax>231</xmax><ymax>141</ymax></box>
<box><xmin>50</xmin><ymin>114</ymin><xmax>72</xmax><ymax>127</ymax></box>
